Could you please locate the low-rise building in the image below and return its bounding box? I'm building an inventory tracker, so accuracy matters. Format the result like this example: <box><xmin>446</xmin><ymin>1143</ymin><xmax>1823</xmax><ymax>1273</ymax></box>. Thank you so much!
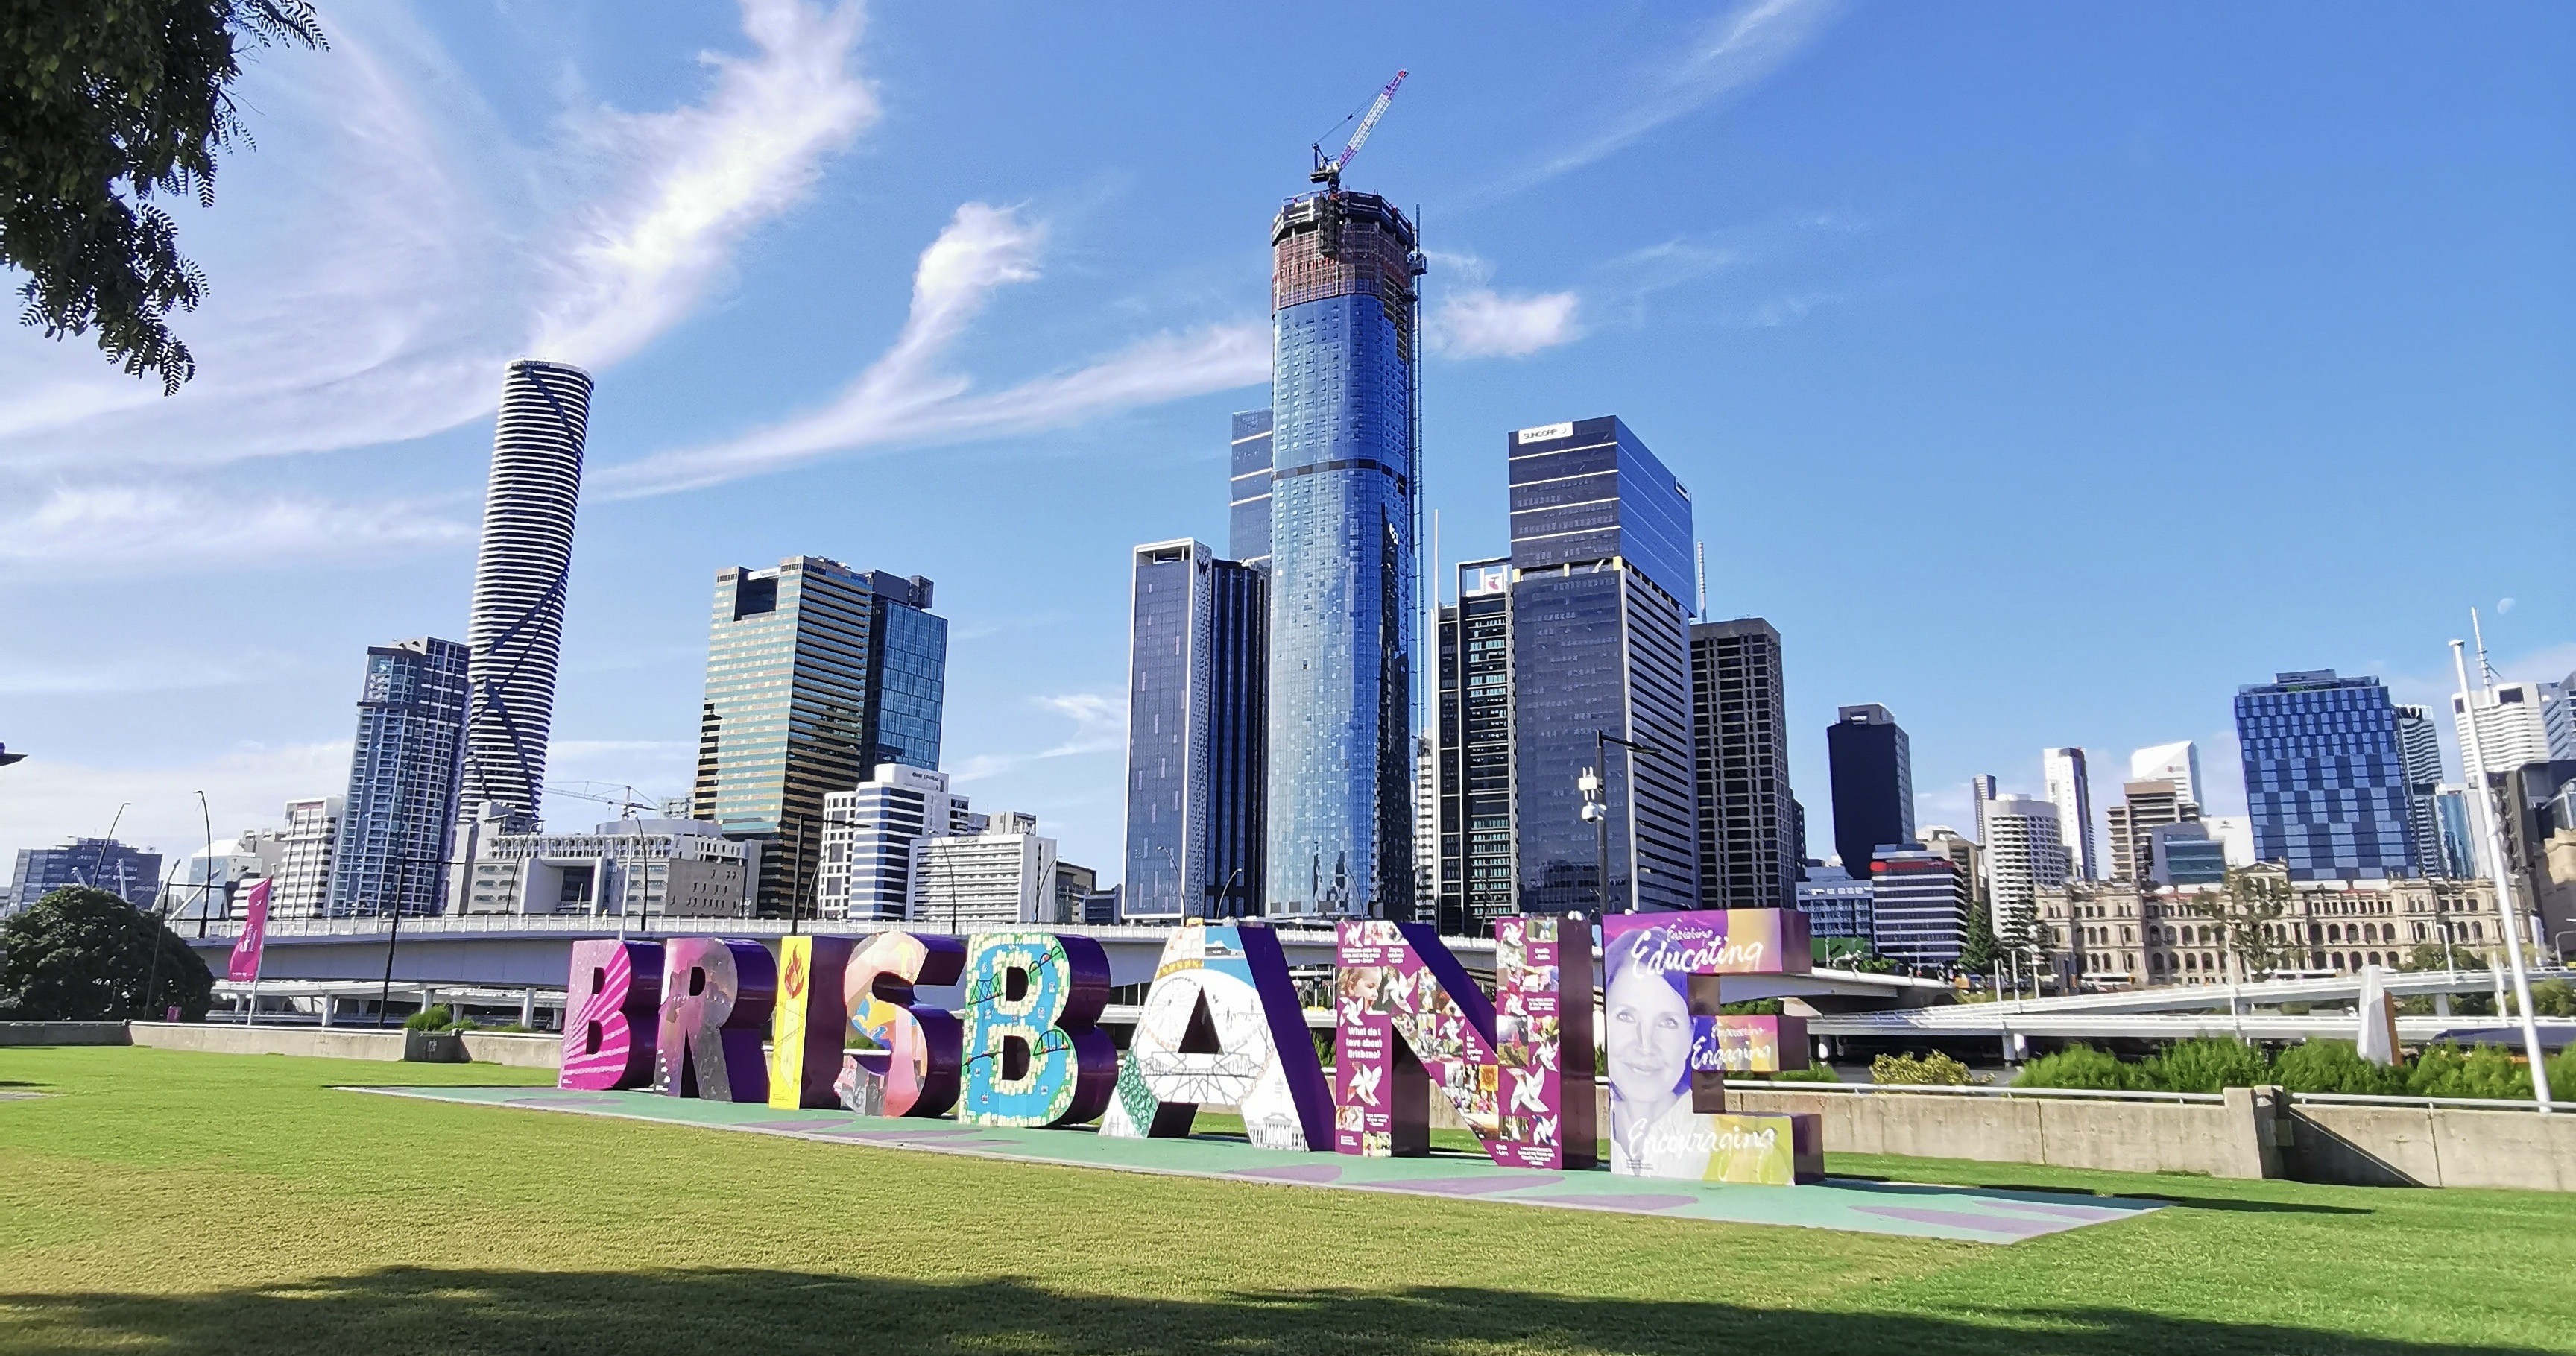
<box><xmin>911</xmin><ymin>813</ymin><xmax>1055</xmax><ymax>929</ymax></box>
<box><xmin>1793</xmin><ymin>863</ymin><xmax>1873</xmax><ymax>950</ymax></box>
<box><xmin>1869</xmin><ymin>845</ymin><xmax>1968</xmax><ymax>970</ymax></box>
<box><xmin>2043</xmin><ymin>869</ymin><xmax>2514</xmax><ymax>988</ymax></box>
<box><xmin>455</xmin><ymin>819</ymin><xmax>752</xmax><ymax>918</ymax></box>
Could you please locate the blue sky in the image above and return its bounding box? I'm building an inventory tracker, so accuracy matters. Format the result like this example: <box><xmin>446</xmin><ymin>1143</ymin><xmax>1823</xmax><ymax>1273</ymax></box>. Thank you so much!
<box><xmin>1</xmin><ymin>0</ymin><xmax>2569</xmax><ymax>884</ymax></box>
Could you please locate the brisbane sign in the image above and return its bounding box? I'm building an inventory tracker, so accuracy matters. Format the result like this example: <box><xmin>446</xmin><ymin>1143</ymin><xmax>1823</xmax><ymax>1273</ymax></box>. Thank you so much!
<box><xmin>560</xmin><ymin>908</ymin><xmax>1823</xmax><ymax>1186</ymax></box>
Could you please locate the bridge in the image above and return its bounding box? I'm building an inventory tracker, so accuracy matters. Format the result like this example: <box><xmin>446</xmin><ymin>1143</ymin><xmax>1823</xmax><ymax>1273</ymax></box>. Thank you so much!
<box><xmin>187</xmin><ymin>915</ymin><xmax>1949</xmax><ymax>1023</ymax></box>
<box><xmin>1807</xmin><ymin>967</ymin><xmax>2576</xmax><ymax>1053</ymax></box>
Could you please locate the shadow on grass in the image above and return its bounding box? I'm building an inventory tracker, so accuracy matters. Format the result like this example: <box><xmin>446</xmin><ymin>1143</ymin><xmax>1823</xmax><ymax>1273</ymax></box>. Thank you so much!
<box><xmin>1827</xmin><ymin>1173</ymin><xmax>2372</xmax><ymax>1217</ymax></box>
<box><xmin>0</xmin><ymin>1267</ymin><xmax>2528</xmax><ymax>1356</ymax></box>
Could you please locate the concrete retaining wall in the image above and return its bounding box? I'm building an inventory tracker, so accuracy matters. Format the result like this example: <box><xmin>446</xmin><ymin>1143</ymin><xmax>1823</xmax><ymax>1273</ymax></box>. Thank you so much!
<box><xmin>0</xmin><ymin>1021</ymin><xmax>130</xmax><ymax>1047</ymax></box>
<box><xmin>2289</xmin><ymin>1103</ymin><xmax>2576</xmax><ymax>1191</ymax></box>
<box><xmin>459</xmin><ymin>1032</ymin><xmax>562</xmax><ymax>1068</ymax></box>
<box><xmin>1727</xmin><ymin>1087</ymin><xmax>2272</xmax><ymax>1179</ymax></box>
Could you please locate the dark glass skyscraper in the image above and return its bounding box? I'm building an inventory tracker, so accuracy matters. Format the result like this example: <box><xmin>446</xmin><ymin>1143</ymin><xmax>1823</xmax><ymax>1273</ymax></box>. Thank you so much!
<box><xmin>691</xmin><ymin>557</ymin><xmax>946</xmax><ymax>916</ymax></box>
<box><xmin>1827</xmin><ymin>704</ymin><xmax>1913</xmax><ymax>873</ymax></box>
<box><xmin>1433</xmin><ymin>558</ymin><xmax>1516</xmax><ymax>933</ymax></box>
<box><xmin>1123</xmin><ymin>539</ymin><xmax>1267</xmax><ymax>921</ymax></box>
<box><xmin>1691</xmin><ymin>617</ymin><xmax>1797</xmax><ymax>909</ymax></box>
<box><xmin>2235</xmin><ymin>669</ymin><xmax>2417</xmax><ymax>880</ymax></box>
<box><xmin>1263</xmin><ymin>189</ymin><xmax>1421</xmax><ymax>918</ymax></box>
<box><xmin>1229</xmin><ymin>409</ymin><xmax>1273</xmax><ymax>569</ymax></box>
<box><xmin>330</xmin><ymin>637</ymin><xmax>470</xmax><ymax>915</ymax></box>
<box><xmin>1506</xmin><ymin>417</ymin><xmax>1699</xmax><ymax>915</ymax></box>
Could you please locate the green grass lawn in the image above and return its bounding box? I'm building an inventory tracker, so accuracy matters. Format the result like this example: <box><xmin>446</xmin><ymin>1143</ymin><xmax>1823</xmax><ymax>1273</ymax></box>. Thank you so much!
<box><xmin>1</xmin><ymin>1047</ymin><xmax>2569</xmax><ymax>1355</ymax></box>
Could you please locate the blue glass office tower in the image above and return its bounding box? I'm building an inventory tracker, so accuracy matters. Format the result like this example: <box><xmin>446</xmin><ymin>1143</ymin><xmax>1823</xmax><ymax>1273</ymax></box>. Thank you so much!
<box><xmin>329</xmin><ymin>637</ymin><xmax>470</xmax><ymax>915</ymax></box>
<box><xmin>1263</xmin><ymin>190</ymin><xmax>1421</xmax><ymax>918</ymax></box>
<box><xmin>1506</xmin><ymin>417</ymin><xmax>1699</xmax><ymax>914</ymax></box>
<box><xmin>2234</xmin><ymin>669</ymin><xmax>2419</xmax><ymax>880</ymax></box>
<box><xmin>1123</xmin><ymin>540</ymin><xmax>1267</xmax><ymax>920</ymax></box>
<box><xmin>692</xmin><ymin>558</ymin><xmax>946</xmax><ymax>916</ymax></box>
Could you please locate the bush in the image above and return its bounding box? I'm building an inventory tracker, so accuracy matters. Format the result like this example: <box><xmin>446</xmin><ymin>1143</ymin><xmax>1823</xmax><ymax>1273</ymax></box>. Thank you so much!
<box><xmin>2409</xmin><ymin>1044</ymin><xmax>2532</xmax><ymax>1101</ymax></box>
<box><xmin>404</xmin><ymin>1004</ymin><xmax>455</xmax><ymax>1031</ymax></box>
<box><xmin>2139</xmin><ymin>1037</ymin><xmax>2272</xmax><ymax>1093</ymax></box>
<box><xmin>2013</xmin><ymin>1044</ymin><xmax>2137</xmax><ymax>1091</ymax></box>
<box><xmin>2272</xmin><ymin>1039</ymin><xmax>2411</xmax><ymax>1095</ymax></box>
<box><xmin>1770</xmin><ymin>1063</ymin><xmax>1840</xmax><ymax>1083</ymax></box>
<box><xmin>1872</xmin><ymin>1051</ymin><xmax>1974</xmax><ymax>1085</ymax></box>
<box><xmin>2527</xmin><ymin>979</ymin><xmax>2575</xmax><ymax>1018</ymax></box>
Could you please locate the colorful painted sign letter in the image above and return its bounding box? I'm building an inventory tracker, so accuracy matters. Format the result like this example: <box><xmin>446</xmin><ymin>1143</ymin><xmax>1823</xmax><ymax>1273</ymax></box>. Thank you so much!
<box><xmin>769</xmin><ymin>935</ymin><xmax>856</xmax><ymax>1111</ymax></box>
<box><xmin>1603</xmin><ymin>909</ymin><xmax>1823</xmax><ymax>1185</ymax></box>
<box><xmin>560</xmin><ymin>939</ymin><xmax>663</xmax><ymax>1090</ymax></box>
<box><xmin>655</xmin><ymin>937</ymin><xmax>777</xmax><ymax>1103</ymax></box>
<box><xmin>957</xmin><ymin>932</ymin><xmax>1116</xmax><ymax>1128</ymax></box>
<box><xmin>1332</xmin><ymin>916</ymin><xmax>1593</xmax><ymax>1170</ymax></box>
<box><xmin>1099</xmin><ymin>921</ymin><xmax>1333</xmax><ymax>1150</ymax></box>
<box><xmin>836</xmin><ymin>930</ymin><xmax>966</xmax><ymax>1117</ymax></box>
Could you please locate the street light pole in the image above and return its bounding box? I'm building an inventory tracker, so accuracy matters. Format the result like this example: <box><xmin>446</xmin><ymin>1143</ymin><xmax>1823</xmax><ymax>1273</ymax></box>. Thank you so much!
<box><xmin>2452</xmin><ymin>637</ymin><xmax>2554</xmax><ymax>1112</ymax></box>
<box><xmin>1581</xmin><ymin>730</ymin><xmax>1662</xmax><ymax>915</ymax></box>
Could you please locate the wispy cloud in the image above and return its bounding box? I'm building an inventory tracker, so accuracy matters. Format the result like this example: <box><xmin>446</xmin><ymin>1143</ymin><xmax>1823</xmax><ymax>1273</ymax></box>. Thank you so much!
<box><xmin>536</xmin><ymin>0</ymin><xmax>879</xmax><ymax>368</ymax></box>
<box><xmin>0</xmin><ymin>741</ymin><xmax>356</xmax><ymax>875</ymax></box>
<box><xmin>1430</xmin><ymin>289</ymin><xmax>1583</xmax><ymax>358</ymax></box>
<box><xmin>947</xmin><ymin>691</ymin><xmax>1127</xmax><ymax>786</ymax></box>
<box><xmin>0</xmin><ymin>649</ymin><xmax>299</xmax><ymax>697</ymax></box>
<box><xmin>1480</xmin><ymin>0</ymin><xmax>1843</xmax><ymax>200</ymax></box>
<box><xmin>593</xmin><ymin>205</ymin><xmax>1269</xmax><ymax>498</ymax></box>
<box><xmin>0</xmin><ymin>484</ymin><xmax>471</xmax><ymax>576</ymax></box>
<box><xmin>0</xmin><ymin>0</ymin><xmax>875</xmax><ymax>478</ymax></box>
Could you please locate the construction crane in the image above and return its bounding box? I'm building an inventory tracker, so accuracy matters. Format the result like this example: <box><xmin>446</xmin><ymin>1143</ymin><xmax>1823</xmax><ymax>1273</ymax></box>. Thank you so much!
<box><xmin>543</xmin><ymin>781</ymin><xmax>660</xmax><ymax>821</ymax></box>
<box><xmin>1310</xmin><ymin>69</ymin><xmax>1408</xmax><ymax>190</ymax></box>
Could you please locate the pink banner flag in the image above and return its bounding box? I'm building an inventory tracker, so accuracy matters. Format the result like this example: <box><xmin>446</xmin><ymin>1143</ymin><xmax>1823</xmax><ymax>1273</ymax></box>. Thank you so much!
<box><xmin>227</xmin><ymin>878</ymin><xmax>272</xmax><ymax>983</ymax></box>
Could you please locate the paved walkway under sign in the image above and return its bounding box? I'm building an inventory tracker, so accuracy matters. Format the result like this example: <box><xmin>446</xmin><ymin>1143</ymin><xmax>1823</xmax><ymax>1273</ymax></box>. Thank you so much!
<box><xmin>355</xmin><ymin>1085</ymin><xmax>2165</xmax><ymax>1244</ymax></box>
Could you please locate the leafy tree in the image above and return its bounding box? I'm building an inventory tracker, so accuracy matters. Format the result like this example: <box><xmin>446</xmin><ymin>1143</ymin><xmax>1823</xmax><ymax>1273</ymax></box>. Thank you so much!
<box><xmin>1</xmin><ymin>1</ymin><xmax>323</xmax><ymax>393</ymax></box>
<box><xmin>2184</xmin><ymin>867</ymin><xmax>2296</xmax><ymax>981</ymax></box>
<box><xmin>1959</xmin><ymin>901</ymin><xmax>2000</xmax><ymax>980</ymax></box>
<box><xmin>0</xmin><ymin>886</ymin><xmax>212</xmax><ymax>1021</ymax></box>
<box><xmin>2526</xmin><ymin>978</ymin><xmax>2575</xmax><ymax>1018</ymax></box>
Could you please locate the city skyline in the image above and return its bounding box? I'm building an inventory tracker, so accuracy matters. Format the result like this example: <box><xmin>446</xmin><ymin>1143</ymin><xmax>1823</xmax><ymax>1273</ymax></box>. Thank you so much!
<box><xmin>1</xmin><ymin>2</ymin><xmax>2570</xmax><ymax>889</ymax></box>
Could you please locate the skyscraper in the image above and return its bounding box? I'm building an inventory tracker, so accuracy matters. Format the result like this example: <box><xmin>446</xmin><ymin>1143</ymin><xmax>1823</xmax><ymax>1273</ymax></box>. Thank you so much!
<box><xmin>819</xmin><ymin>763</ymin><xmax>982</xmax><ymax>922</ymax></box>
<box><xmin>1433</xmin><ymin>558</ymin><xmax>1515</xmax><ymax>933</ymax></box>
<box><xmin>1508</xmin><ymin>417</ymin><xmax>1698</xmax><ymax>915</ymax></box>
<box><xmin>2395</xmin><ymin>704</ymin><xmax>2446</xmax><ymax>875</ymax></box>
<box><xmin>2042</xmin><ymin>747</ymin><xmax>2099</xmax><ymax>880</ymax></box>
<box><xmin>2130</xmin><ymin>741</ymin><xmax>2204</xmax><ymax>810</ymax></box>
<box><xmin>2235</xmin><ymin>669</ymin><xmax>2417</xmax><ymax>880</ymax></box>
<box><xmin>1828</xmin><ymin>704</ymin><xmax>1913</xmax><ymax>874</ymax></box>
<box><xmin>1981</xmin><ymin>795</ymin><xmax>2069</xmax><ymax>936</ymax></box>
<box><xmin>6</xmin><ymin>839</ymin><xmax>162</xmax><ymax>912</ymax></box>
<box><xmin>690</xmin><ymin>557</ymin><xmax>946</xmax><ymax>916</ymax></box>
<box><xmin>1263</xmin><ymin>188</ymin><xmax>1421</xmax><ymax>918</ymax></box>
<box><xmin>1123</xmin><ymin>539</ymin><xmax>1266</xmax><ymax>921</ymax></box>
<box><xmin>2451</xmin><ymin>678</ymin><xmax>2576</xmax><ymax>775</ymax></box>
<box><xmin>329</xmin><ymin>637</ymin><xmax>470</xmax><ymax>915</ymax></box>
<box><xmin>274</xmin><ymin>795</ymin><xmax>343</xmax><ymax>918</ymax></box>
<box><xmin>2106</xmin><ymin>780</ymin><xmax>2199</xmax><ymax>883</ymax></box>
<box><xmin>1690</xmin><ymin>616</ymin><xmax>1796</xmax><ymax>909</ymax></box>
<box><xmin>1228</xmin><ymin>409</ymin><xmax>1274</xmax><ymax>569</ymax></box>
<box><xmin>460</xmin><ymin>359</ymin><xmax>591</xmax><ymax>829</ymax></box>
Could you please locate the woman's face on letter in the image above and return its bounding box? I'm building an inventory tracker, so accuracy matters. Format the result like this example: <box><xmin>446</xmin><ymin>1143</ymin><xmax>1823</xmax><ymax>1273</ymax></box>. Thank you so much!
<box><xmin>1605</xmin><ymin>959</ymin><xmax>1690</xmax><ymax>1108</ymax></box>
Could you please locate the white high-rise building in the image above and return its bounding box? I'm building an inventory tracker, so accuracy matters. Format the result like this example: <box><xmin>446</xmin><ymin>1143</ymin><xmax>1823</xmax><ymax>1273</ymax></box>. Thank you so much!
<box><xmin>460</xmin><ymin>359</ymin><xmax>592</xmax><ymax>829</ymax></box>
<box><xmin>1981</xmin><ymin>795</ymin><xmax>2069</xmax><ymax>936</ymax></box>
<box><xmin>2130</xmin><ymin>741</ymin><xmax>2203</xmax><ymax>809</ymax></box>
<box><xmin>818</xmin><ymin>763</ymin><xmax>983</xmax><ymax>921</ymax></box>
<box><xmin>2042</xmin><ymin>748</ymin><xmax>2099</xmax><ymax>880</ymax></box>
<box><xmin>2451</xmin><ymin>679</ymin><xmax>2576</xmax><ymax>777</ymax></box>
<box><xmin>159</xmin><ymin>830</ymin><xmax>286</xmax><ymax>921</ymax></box>
<box><xmin>274</xmin><ymin>795</ymin><xmax>343</xmax><ymax>918</ymax></box>
<box><xmin>912</xmin><ymin>813</ymin><xmax>1056</xmax><ymax>929</ymax></box>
